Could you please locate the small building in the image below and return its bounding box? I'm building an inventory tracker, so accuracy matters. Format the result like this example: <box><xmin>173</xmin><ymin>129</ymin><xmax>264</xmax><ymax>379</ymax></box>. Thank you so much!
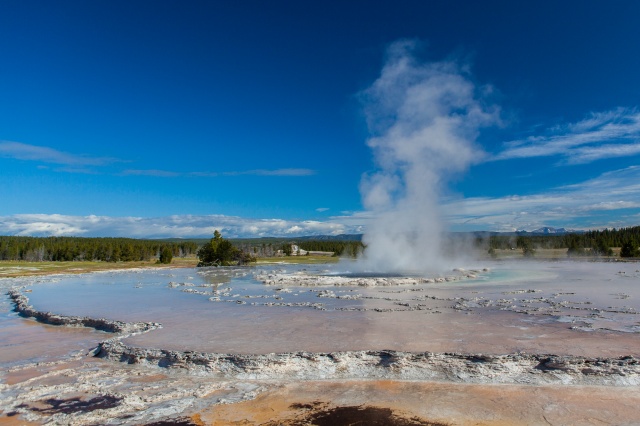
<box><xmin>278</xmin><ymin>244</ymin><xmax>334</xmax><ymax>257</ymax></box>
<box><xmin>290</xmin><ymin>244</ymin><xmax>334</xmax><ymax>256</ymax></box>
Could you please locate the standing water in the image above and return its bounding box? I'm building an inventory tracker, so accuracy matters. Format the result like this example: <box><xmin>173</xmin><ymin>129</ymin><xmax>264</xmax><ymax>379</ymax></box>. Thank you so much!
<box><xmin>6</xmin><ymin>260</ymin><xmax>640</xmax><ymax>358</ymax></box>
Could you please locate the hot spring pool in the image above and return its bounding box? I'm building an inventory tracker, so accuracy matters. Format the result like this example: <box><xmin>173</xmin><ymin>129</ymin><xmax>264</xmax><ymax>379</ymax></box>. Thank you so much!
<box><xmin>5</xmin><ymin>260</ymin><xmax>640</xmax><ymax>358</ymax></box>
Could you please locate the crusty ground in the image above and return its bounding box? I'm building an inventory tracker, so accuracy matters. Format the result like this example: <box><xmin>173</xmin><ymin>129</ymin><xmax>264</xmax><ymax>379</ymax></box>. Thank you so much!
<box><xmin>201</xmin><ymin>379</ymin><xmax>640</xmax><ymax>426</ymax></box>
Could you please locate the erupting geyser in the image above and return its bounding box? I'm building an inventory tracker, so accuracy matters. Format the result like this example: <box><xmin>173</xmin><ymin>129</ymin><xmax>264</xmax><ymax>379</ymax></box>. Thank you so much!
<box><xmin>357</xmin><ymin>40</ymin><xmax>500</xmax><ymax>274</ymax></box>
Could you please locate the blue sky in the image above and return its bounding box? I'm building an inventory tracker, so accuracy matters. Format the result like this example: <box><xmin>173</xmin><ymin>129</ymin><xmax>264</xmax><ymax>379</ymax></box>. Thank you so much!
<box><xmin>1</xmin><ymin>0</ymin><xmax>640</xmax><ymax>238</ymax></box>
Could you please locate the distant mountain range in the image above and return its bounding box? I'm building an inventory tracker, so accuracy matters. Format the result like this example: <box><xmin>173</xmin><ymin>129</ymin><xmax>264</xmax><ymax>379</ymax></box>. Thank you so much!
<box><xmin>461</xmin><ymin>227</ymin><xmax>583</xmax><ymax>238</ymax></box>
<box><xmin>275</xmin><ymin>227</ymin><xmax>583</xmax><ymax>242</ymax></box>
<box><xmin>294</xmin><ymin>234</ymin><xmax>364</xmax><ymax>241</ymax></box>
<box><xmin>518</xmin><ymin>227</ymin><xmax>582</xmax><ymax>235</ymax></box>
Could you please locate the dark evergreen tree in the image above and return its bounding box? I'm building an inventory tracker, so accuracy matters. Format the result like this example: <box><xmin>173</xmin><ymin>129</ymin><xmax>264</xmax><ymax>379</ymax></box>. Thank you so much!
<box><xmin>197</xmin><ymin>230</ymin><xmax>255</xmax><ymax>266</ymax></box>
<box><xmin>620</xmin><ymin>241</ymin><xmax>639</xmax><ymax>258</ymax></box>
<box><xmin>593</xmin><ymin>239</ymin><xmax>613</xmax><ymax>256</ymax></box>
<box><xmin>158</xmin><ymin>246</ymin><xmax>173</xmax><ymax>264</ymax></box>
<box><xmin>281</xmin><ymin>243</ymin><xmax>293</xmax><ymax>256</ymax></box>
<box><xmin>516</xmin><ymin>236</ymin><xmax>535</xmax><ymax>257</ymax></box>
<box><xmin>566</xmin><ymin>236</ymin><xmax>586</xmax><ymax>257</ymax></box>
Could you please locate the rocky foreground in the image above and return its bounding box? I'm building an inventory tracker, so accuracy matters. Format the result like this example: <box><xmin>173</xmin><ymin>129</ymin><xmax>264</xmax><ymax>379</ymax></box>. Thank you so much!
<box><xmin>4</xmin><ymin>284</ymin><xmax>640</xmax><ymax>425</ymax></box>
<box><xmin>96</xmin><ymin>340</ymin><xmax>640</xmax><ymax>386</ymax></box>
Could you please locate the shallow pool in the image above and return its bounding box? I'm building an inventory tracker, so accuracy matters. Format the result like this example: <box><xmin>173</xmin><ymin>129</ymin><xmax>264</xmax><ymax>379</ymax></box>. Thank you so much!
<box><xmin>5</xmin><ymin>260</ymin><xmax>640</xmax><ymax>358</ymax></box>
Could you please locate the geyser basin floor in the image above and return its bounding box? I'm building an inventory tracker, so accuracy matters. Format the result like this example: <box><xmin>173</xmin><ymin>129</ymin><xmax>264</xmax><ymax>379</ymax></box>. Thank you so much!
<box><xmin>13</xmin><ymin>261</ymin><xmax>640</xmax><ymax>357</ymax></box>
<box><xmin>4</xmin><ymin>356</ymin><xmax>640</xmax><ymax>425</ymax></box>
<box><xmin>2</xmin><ymin>260</ymin><xmax>640</xmax><ymax>425</ymax></box>
<box><xmin>202</xmin><ymin>380</ymin><xmax>640</xmax><ymax>426</ymax></box>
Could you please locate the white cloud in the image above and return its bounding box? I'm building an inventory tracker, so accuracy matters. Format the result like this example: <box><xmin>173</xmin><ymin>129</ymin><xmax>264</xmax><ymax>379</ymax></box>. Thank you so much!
<box><xmin>121</xmin><ymin>169</ymin><xmax>181</xmax><ymax>177</ymax></box>
<box><xmin>494</xmin><ymin>108</ymin><xmax>640</xmax><ymax>164</ymax></box>
<box><xmin>315</xmin><ymin>207</ymin><xmax>330</xmax><ymax>212</ymax></box>
<box><xmin>0</xmin><ymin>140</ymin><xmax>121</xmax><ymax>166</ymax></box>
<box><xmin>4</xmin><ymin>162</ymin><xmax>640</xmax><ymax>239</ymax></box>
<box><xmin>0</xmin><ymin>141</ymin><xmax>314</xmax><ymax>178</ymax></box>
<box><xmin>0</xmin><ymin>214</ymin><xmax>365</xmax><ymax>238</ymax></box>
<box><xmin>123</xmin><ymin>168</ymin><xmax>316</xmax><ymax>178</ymax></box>
<box><xmin>567</xmin><ymin>143</ymin><xmax>640</xmax><ymax>164</ymax></box>
<box><xmin>222</xmin><ymin>168</ymin><xmax>316</xmax><ymax>177</ymax></box>
<box><xmin>443</xmin><ymin>166</ymin><xmax>640</xmax><ymax>231</ymax></box>
<box><xmin>54</xmin><ymin>167</ymin><xmax>101</xmax><ymax>175</ymax></box>
<box><xmin>578</xmin><ymin>201</ymin><xmax>640</xmax><ymax>211</ymax></box>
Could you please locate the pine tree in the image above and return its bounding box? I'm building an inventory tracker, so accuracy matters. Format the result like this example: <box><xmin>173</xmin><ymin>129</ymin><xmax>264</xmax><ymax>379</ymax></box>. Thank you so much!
<box><xmin>158</xmin><ymin>246</ymin><xmax>173</xmax><ymax>264</ymax></box>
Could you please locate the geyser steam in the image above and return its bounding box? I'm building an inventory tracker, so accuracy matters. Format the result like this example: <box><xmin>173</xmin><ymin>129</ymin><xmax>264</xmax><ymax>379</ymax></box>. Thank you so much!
<box><xmin>358</xmin><ymin>41</ymin><xmax>499</xmax><ymax>273</ymax></box>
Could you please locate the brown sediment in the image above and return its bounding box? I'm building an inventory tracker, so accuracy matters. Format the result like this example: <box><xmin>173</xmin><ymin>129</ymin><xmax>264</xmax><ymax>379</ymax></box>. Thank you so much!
<box><xmin>3</xmin><ymin>359</ymin><xmax>85</xmax><ymax>386</ymax></box>
<box><xmin>190</xmin><ymin>414</ymin><xmax>206</xmax><ymax>426</ymax></box>
<box><xmin>0</xmin><ymin>310</ymin><xmax>106</xmax><ymax>366</ymax></box>
<box><xmin>4</xmin><ymin>370</ymin><xmax>74</xmax><ymax>388</ymax></box>
<box><xmin>143</xmin><ymin>417</ymin><xmax>202</xmax><ymax>426</ymax></box>
<box><xmin>199</xmin><ymin>380</ymin><xmax>640</xmax><ymax>426</ymax></box>
<box><xmin>265</xmin><ymin>404</ymin><xmax>448</xmax><ymax>426</ymax></box>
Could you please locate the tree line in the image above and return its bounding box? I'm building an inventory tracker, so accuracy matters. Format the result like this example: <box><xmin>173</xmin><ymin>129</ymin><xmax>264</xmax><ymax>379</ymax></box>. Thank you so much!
<box><xmin>6</xmin><ymin>226</ymin><xmax>640</xmax><ymax>264</ymax></box>
<box><xmin>235</xmin><ymin>242</ymin><xmax>281</xmax><ymax>258</ymax></box>
<box><xmin>297</xmin><ymin>240</ymin><xmax>364</xmax><ymax>257</ymax></box>
<box><xmin>231</xmin><ymin>239</ymin><xmax>364</xmax><ymax>258</ymax></box>
<box><xmin>485</xmin><ymin>226</ymin><xmax>640</xmax><ymax>257</ymax></box>
<box><xmin>0</xmin><ymin>236</ymin><xmax>198</xmax><ymax>262</ymax></box>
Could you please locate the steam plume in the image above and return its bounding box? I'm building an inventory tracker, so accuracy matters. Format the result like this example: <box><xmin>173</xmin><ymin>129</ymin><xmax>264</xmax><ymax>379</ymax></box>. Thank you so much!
<box><xmin>358</xmin><ymin>41</ymin><xmax>499</xmax><ymax>273</ymax></box>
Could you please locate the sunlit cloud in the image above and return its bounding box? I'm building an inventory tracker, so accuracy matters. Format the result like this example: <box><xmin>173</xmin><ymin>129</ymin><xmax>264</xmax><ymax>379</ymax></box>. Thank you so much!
<box><xmin>5</xmin><ymin>163</ymin><xmax>640</xmax><ymax>239</ymax></box>
<box><xmin>494</xmin><ymin>108</ymin><xmax>640</xmax><ymax>164</ymax></box>
<box><xmin>567</xmin><ymin>143</ymin><xmax>640</xmax><ymax>164</ymax></box>
<box><xmin>0</xmin><ymin>214</ymin><xmax>364</xmax><ymax>238</ymax></box>
<box><xmin>444</xmin><ymin>166</ymin><xmax>640</xmax><ymax>231</ymax></box>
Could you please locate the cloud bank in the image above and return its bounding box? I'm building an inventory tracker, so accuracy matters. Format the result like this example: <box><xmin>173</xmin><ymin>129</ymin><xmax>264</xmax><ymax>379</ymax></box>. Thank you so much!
<box><xmin>445</xmin><ymin>166</ymin><xmax>640</xmax><ymax>231</ymax></box>
<box><xmin>2</xmin><ymin>166</ymin><xmax>640</xmax><ymax>239</ymax></box>
<box><xmin>0</xmin><ymin>214</ymin><xmax>363</xmax><ymax>239</ymax></box>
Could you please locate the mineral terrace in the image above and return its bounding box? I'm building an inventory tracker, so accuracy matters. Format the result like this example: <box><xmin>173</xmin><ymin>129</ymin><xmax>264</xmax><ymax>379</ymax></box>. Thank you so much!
<box><xmin>1</xmin><ymin>261</ymin><xmax>640</xmax><ymax>425</ymax></box>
